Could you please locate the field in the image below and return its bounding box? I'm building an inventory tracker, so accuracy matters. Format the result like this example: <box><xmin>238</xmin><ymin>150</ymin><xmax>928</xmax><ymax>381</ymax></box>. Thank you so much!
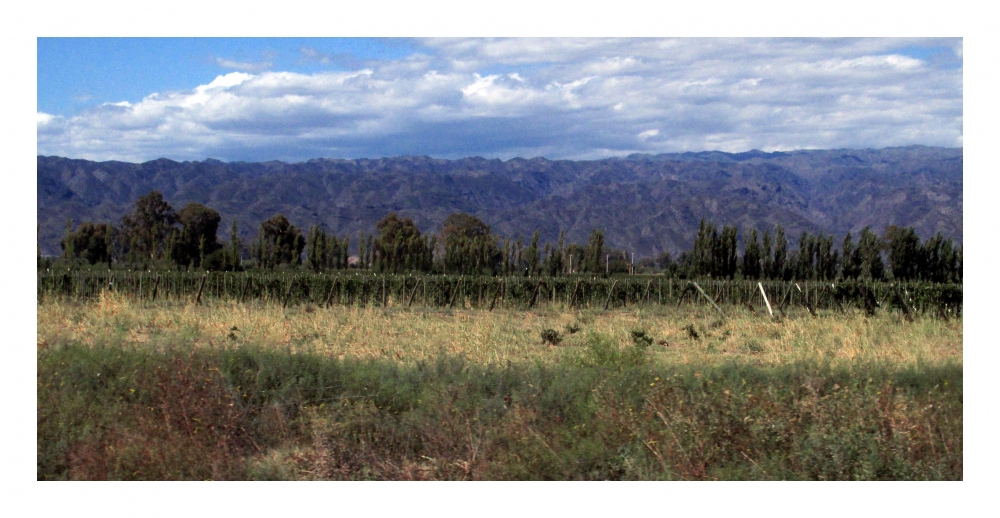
<box><xmin>37</xmin><ymin>291</ymin><xmax>962</xmax><ymax>480</ymax></box>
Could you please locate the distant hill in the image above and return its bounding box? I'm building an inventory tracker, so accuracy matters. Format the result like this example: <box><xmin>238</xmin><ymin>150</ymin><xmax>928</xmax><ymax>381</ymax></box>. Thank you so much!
<box><xmin>36</xmin><ymin>146</ymin><xmax>963</xmax><ymax>257</ymax></box>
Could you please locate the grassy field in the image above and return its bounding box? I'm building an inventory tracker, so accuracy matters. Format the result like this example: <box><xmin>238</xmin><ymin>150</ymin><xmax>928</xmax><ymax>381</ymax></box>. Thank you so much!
<box><xmin>37</xmin><ymin>292</ymin><xmax>962</xmax><ymax>480</ymax></box>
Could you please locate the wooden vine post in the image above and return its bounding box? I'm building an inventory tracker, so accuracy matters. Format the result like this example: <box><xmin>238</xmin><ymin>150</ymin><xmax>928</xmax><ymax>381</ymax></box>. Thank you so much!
<box><xmin>528</xmin><ymin>279</ymin><xmax>545</xmax><ymax>309</ymax></box>
<box><xmin>325</xmin><ymin>278</ymin><xmax>340</xmax><ymax>308</ymax></box>
<box><xmin>407</xmin><ymin>278</ymin><xmax>421</xmax><ymax>307</ymax></box>
<box><xmin>449</xmin><ymin>277</ymin><xmax>463</xmax><ymax>308</ymax></box>
<box><xmin>690</xmin><ymin>281</ymin><xmax>725</xmax><ymax>318</ymax></box>
<box><xmin>757</xmin><ymin>282</ymin><xmax>773</xmax><ymax>317</ymax></box>
<box><xmin>195</xmin><ymin>274</ymin><xmax>207</xmax><ymax>305</ymax></box>
<box><xmin>151</xmin><ymin>275</ymin><xmax>161</xmax><ymax>303</ymax></box>
<box><xmin>604</xmin><ymin>280</ymin><xmax>618</xmax><ymax>310</ymax></box>
<box><xmin>568</xmin><ymin>280</ymin><xmax>581</xmax><ymax>309</ymax></box>
<box><xmin>282</xmin><ymin>278</ymin><xmax>295</xmax><ymax>308</ymax></box>
<box><xmin>239</xmin><ymin>276</ymin><xmax>251</xmax><ymax>304</ymax></box>
<box><xmin>489</xmin><ymin>279</ymin><xmax>504</xmax><ymax>311</ymax></box>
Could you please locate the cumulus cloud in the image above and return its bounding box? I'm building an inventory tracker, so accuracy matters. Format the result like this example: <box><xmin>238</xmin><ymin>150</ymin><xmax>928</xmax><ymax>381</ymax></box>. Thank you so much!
<box><xmin>37</xmin><ymin>38</ymin><xmax>963</xmax><ymax>162</ymax></box>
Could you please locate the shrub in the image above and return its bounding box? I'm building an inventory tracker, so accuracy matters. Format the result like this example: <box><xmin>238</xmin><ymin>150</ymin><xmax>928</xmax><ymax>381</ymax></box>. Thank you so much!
<box><xmin>685</xmin><ymin>323</ymin><xmax>700</xmax><ymax>340</ymax></box>
<box><xmin>630</xmin><ymin>329</ymin><xmax>653</xmax><ymax>348</ymax></box>
<box><xmin>541</xmin><ymin>328</ymin><xmax>563</xmax><ymax>345</ymax></box>
<box><xmin>579</xmin><ymin>333</ymin><xmax>648</xmax><ymax>370</ymax></box>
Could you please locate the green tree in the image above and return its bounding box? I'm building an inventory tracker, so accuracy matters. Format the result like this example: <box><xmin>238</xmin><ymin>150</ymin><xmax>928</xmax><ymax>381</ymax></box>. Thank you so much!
<box><xmin>170</xmin><ymin>202</ymin><xmax>222</xmax><ymax>268</ymax></box>
<box><xmin>773</xmin><ymin>225</ymin><xmax>789</xmax><ymax>280</ymax></box>
<box><xmin>546</xmin><ymin>230</ymin><xmax>566</xmax><ymax>276</ymax></box>
<box><xmin>306</xmin><ymin>225</ymin><xmax>327</xmax><ymax>272</ymax></box>
<box><xmin>841</xmin><ymin>232</ymin><xmax>861</xmax><ymax>280</ymax></box>
<box><xmin>440</xmin><ymin>212</ymin><xmax>501</xmax><ymax>275</ymax></box>
<box><xmin>121</xmin><ymin>191</ymin><xmax>177</xmax><ymax>261</ymax></box>
<box><xmin>795</xmin><ymin>231</ymin><xmax>815</xmax><ymax>280</ymax></box>
<box><xmin>692</xmin><ymin>219</ymin><xmax>714</xmax><ymax>277</ymax></box>
<box><xmin>583</xmin><ymin>229</ymin><xmax>605</xmax><ymax>275</ymax></box>
<box><xmin>61</xmin><ymin>221</ymin><xmax>111</xmax><ymax>266</ymax></box>
<box><xmin>857</xmin><ymin>226</ymin><xmax>885</xmax><ymax>281</ymax></box>
<box><xmin>920</xmin><ymin>232</ymin><xmax>961</xmax><ymax>283</ymax></box>
<box><xmin>816</xmin><ymin>233</ymin><xmax>837</xmax><ymax>281</ymax></box>
<box><xmin>252</xmin><ymin>214</ymin><xmax>305</xmax><ymax>269</ymax></box>
<box><xmin>62</xmin><ymin>219</ymin><xmax>74</xmax><ymax>264</ymax></box>
<box><xmin>718</xmin><ymin>225</ymin><xmax>738</xmax><ymax>278</ymax></box>
<box><xmin>741</xmin><ymin>228</ymin><xmax>761</xmax><ymax>280</ymax></box>
<box><xmin>565</xmin><ymin>243</ymin><xmax>586</xmax><ymax>274</ymax></box>
<box><xmin>374</xmin><ymin>213</ymin><xmax>427</xmax><ymax>273</ymax></box>
<box><xmin>525</xmin><ymin>230</ymin><xmax>541</xmax><ymax>276</ymax></box>
<box><xmin>884</xmin><ymin>225</ymin><xmax>921</xmax><ymax>281</ymax></box>
<box><xmin>201</xmin><ymin>219</ymin><xmax>243</xmax><ymax>272</ymax></box>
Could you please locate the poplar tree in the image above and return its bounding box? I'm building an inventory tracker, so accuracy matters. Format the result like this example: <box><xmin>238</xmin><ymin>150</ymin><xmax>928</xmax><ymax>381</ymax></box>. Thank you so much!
<box><xmin>857</xmin><ymin>226</ymin><xmax>885</xmax><ymax>281</ymax></box>
<box><xmin>583</xmin><ymin>229</ymin><xmax>604</xmax><ymax>274</ymax></box>
<box><xmin>525</xmin><ymin>230</ymin><xmax>541</xmax><ymax>276</ymax></box>
<box><xmin>229</xmin><ymin>220</ymin><xmax>241</xmax><ymax>269</ymax></box>
<box><xmin>773</xmin><ymin>225</ymin><xmax>788</xmax><ymax>280</ymax></box>
<box><xmin>761</xmin><ymin>229</ymin><xmax>773</xmax><ymax>280</ymax></box>
<box><xmin>742</xmin><ymin>227</ymin><xmax>761</xmax><ymax>279</ymax></box>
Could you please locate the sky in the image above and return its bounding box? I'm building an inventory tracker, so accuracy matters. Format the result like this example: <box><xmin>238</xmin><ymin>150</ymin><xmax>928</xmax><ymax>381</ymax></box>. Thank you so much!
<box><xmin>37</xmin><ymin>37</ymin><xmax>962</xmax><ymax>163</ymax></box>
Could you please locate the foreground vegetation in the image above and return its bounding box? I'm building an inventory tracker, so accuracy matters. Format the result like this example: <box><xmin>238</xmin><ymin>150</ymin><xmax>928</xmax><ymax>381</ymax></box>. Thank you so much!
<box><xmin>37</xmin><ymin>293</ymin><xmax>962</xmax><ymax>480</ymax></box>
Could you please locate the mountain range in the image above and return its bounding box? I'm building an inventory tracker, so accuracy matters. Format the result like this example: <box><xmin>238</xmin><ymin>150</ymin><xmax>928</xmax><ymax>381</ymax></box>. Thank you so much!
<box><xmin>37</xmin><ymin>146</ymin><xmax>963</xmax><ymax>258</ymax></box>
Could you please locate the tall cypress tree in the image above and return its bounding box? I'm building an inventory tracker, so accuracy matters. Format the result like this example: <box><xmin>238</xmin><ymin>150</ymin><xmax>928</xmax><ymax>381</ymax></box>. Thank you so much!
<box><xmin>229</xmin><ymin>220</ymin><xmax>241</xmax><ymax>269</ymax></box>
<box><xmin>773</xmin><ymin>225</ymin><xmax>788</xmax><ymax>280</ymax></box>
<box><xmin>742</xmin><ymin>227</ymin><xmax>761</xmax><ymax>280</ymax></box>
<box><xmin>761</xmin><ymin>230</ymin><xmax>773</xmax><ymax>280</ymax></box>
<box><xmin>857</xmin><ymin>226</ymin><xmax>885</xmax><ymax>281</ymax></box>
<box><xmin>525</xmin><ymin>230</ymin><xmax>541</xmax><ymax>276</ymax></box>
<box><xmin>884</xmin><ymin>225</ymin><xmax>921</xmax><ymax>281</ymax></box>
<box><xmin>721</xmin><ymin>225</ymin><xmax>738</xmax><ymax>278</ymax></box>
<box><xmin>583</xmin><ymin>229</ymin><xmax>604</xmax><ymax>275</ymax></box>
<box><xmin>796</xmin><ymin>231</ymin><xmax>813</xmax><ymax>280</ymax></box>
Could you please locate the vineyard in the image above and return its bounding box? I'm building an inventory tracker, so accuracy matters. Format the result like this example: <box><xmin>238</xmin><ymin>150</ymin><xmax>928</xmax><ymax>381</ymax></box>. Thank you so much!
<box><xmin>37</xmin><ymin>270</ymin><xmax>962</xmax><ymax>317</ymax></box>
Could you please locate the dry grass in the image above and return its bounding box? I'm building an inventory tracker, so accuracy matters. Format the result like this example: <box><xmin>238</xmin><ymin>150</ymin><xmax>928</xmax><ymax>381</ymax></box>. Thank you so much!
<box><xmin>38</xmin><ymin>291</ymin><xmax>963</xmax><ymax>480</ymax></box>
<box><xmin>37</xmin><ymin>290</ymin><xmax>962</xmax><ymax>368</ymax></box>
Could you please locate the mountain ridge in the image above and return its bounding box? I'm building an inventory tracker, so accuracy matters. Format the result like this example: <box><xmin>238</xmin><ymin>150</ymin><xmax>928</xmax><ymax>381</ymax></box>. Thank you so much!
<box><xmin>36</xmin><ymin>146</ymin><xmax>963</xmax><ymax>257</ymax></box>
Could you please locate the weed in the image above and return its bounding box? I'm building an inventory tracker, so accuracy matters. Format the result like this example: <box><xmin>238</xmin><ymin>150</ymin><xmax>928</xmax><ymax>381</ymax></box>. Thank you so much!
<box><xmin>541</xmin><ymin>328</ymin><xmax>563</xmax><ymax>346</ymax></box>
<box><xmin>38</xmin><ymin>342</ymin><xmax>962</xmax><ymax>480</ymax></box>
<box><xmin>630</xmin><ymin>329</ymin><xmax>653</xmax><ymax>348</ymax></box>
<box><xmin>685</xmin><ymin>324</ymin><xmax>700</xmax><ymax>340</ymax></box>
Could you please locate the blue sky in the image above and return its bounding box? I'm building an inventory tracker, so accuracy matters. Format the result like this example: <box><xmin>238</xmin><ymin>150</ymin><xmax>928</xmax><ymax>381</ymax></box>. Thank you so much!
<box><xmin>37</xmin><ymin>38</ymin><xmax>419</xmax><ymax>116</ymax></box>
<box><xmin>37</xmin><ymin>37</ymin><xmax>963</xmax><ymax>162</ymax></box>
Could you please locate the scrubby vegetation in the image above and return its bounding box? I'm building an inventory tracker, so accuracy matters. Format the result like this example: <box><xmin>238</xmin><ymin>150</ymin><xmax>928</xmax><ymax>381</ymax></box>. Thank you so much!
<box><xmin>37</xmin><ymin>293</ymin><xmax>962</xmax><ymax>480</ymax></box>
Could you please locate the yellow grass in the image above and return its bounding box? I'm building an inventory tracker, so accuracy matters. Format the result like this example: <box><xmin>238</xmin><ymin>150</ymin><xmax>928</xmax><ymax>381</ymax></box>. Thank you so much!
<box><xmin>37</xmin><ymin>290</ymin><xmax>962</xmax><ymax>368</ymax></box>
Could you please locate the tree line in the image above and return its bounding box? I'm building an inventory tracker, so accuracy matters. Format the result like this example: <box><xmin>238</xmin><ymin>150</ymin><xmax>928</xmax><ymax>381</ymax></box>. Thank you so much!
<box><xmin>46</xmin><ymin>190</ymin><xmax>962</xmax><ymax>283</ymax></box>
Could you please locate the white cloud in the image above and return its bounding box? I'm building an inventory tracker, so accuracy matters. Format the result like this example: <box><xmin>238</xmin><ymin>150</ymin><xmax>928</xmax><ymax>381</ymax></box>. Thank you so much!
<box><xmin>37</xmin><ymin>38</ymin><xmax>963</xmax><ymax>162</ymax></box>
<box><xmin>213</xmin><ymin>52</ymin><xmax>275</xmax><ymax>73</ymax></box>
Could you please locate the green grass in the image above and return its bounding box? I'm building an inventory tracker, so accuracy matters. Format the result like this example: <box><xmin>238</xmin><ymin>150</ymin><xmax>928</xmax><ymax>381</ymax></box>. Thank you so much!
<box><xmin>38</xmin><ymin>336</ymin><xmax>962</xmax><ymax>480</ymax></box>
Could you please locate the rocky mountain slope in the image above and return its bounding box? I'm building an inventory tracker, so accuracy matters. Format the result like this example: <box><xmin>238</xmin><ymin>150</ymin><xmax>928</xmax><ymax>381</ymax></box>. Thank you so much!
<box><xmin>37</xmin><ymin>146</ymin><xmax>962</xmax><ymax>257</ymax></box>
